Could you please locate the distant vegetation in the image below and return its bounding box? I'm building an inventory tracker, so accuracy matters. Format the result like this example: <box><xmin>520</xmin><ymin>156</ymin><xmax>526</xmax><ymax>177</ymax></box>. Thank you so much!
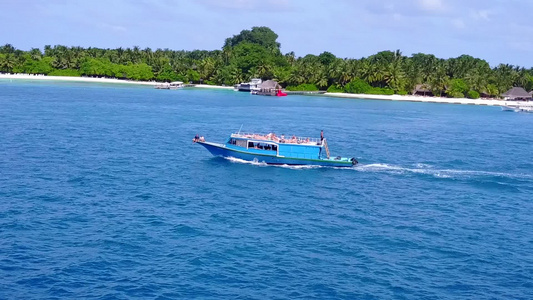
<box><xmin>1</xmin><ymin>26</ymin><xmax>532</xmax><ymax>97</ymax></box>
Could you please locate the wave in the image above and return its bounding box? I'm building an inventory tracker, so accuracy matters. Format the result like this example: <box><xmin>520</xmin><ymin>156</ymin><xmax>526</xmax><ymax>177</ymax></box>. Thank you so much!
<box><xmin>221</xmin><ymin>157</ymin><xmax>532</xmax><ymax>181</ymax></box>
<box><xmin>223</xmin><ymin>157</ymin><xmax>323</xmax><ymax>170</ymax></box>
<box><xmin>354</xmin><ymin>163</ymin><xmax>533</xmax><ymax>181</ymax></box>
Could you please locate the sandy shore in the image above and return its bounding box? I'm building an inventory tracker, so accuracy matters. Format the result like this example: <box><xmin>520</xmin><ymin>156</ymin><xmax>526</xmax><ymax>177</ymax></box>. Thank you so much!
<box><xmin>193</xmin><ymin>84</ymin><xmax>234</xmax><ymax>90</ymax></box>
<box><xmin>0</xmin><ymin>73</ymin><xmax>158</xmax><ymax>86</ymax></box>
<box><xmin>1</xmin><ymin>74</ymin><xmax>524</xmax><ymax>107</ymax></box>
<box><xmin>323</xmin><ymin>92</ymin><xmax>522</xmax><ymax>107</ymax></box>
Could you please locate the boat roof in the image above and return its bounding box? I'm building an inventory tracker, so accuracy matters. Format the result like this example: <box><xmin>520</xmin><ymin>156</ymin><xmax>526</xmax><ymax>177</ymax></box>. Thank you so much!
<box><xmin>230</xmin><ymin>132</ymin><xmax>322</xmax><ymax>146</ymax></box>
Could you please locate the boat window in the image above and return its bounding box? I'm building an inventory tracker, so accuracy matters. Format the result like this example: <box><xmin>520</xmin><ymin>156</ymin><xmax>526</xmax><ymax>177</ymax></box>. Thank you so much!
<box><xmin>247</xmin><ymin>142</ymin><xmax>277</xmax><ymax>152</ymax></box>
<box><xmin>235</xmin><ymin>139</ymin><xmax>247</xmax><ymax>148</ymax></box>
<box><xmin>228</xmin><ymin>138</ymin><xmax>237</xmax><ymax>145</ymax></box>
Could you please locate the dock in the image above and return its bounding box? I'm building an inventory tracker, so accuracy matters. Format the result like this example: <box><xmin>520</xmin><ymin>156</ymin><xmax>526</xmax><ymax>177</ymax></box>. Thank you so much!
<box><xmin>285</xmin><ymin>91</ymin><xmax>327</xmax><ymax>95</ymax></box>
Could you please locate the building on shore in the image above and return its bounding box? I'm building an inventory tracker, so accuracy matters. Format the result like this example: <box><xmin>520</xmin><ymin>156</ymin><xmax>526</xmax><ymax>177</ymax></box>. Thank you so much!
<box><xmin>252</xmin><ymin>80</ymin><xmax>283</xmax><ymax>96</ymax></box>
<box><xmin>412</xmin><ymin>84</ymin><xmax>433</xmax><ymax>96</ymax></box>
<box><xmin>502</xmin><ymin>87</ymin><xmax>531</xmax><ymax>100</ymax></box>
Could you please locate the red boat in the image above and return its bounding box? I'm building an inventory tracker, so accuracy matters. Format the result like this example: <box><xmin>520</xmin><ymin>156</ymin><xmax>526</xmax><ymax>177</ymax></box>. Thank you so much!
<box><xmin>276</xmin><ymin>89</ymin><xmax>287</xmax><ymax>97</ymax></box>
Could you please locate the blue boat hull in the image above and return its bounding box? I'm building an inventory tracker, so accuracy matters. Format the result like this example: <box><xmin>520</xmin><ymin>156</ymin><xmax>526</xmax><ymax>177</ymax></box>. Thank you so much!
<box><xmin>197</xmin><ymin>141</ymin><xmax>355</xmax><ymax>167</ymax></box>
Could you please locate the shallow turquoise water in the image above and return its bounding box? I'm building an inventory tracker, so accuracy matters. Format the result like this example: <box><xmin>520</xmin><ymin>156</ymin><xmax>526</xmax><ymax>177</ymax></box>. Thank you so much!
<box><xmin>1</xmin><ymin>80</ymin><xmax>532</xmax><ymax>299</ymax></box>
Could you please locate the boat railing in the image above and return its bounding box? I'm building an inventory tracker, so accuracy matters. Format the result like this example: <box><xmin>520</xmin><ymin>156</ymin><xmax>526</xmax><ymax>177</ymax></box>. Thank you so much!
<box><xmin>231</xmin><ymin>132</ymin><xmax>322</xmax><ymax>145</ymax></box>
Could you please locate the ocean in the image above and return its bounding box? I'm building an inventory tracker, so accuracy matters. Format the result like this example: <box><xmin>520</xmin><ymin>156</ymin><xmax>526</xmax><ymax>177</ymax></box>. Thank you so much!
<box><xmin>1</xmin><ymin>80</ymin><xmax>532</xmax><ymax>299</ymax></box>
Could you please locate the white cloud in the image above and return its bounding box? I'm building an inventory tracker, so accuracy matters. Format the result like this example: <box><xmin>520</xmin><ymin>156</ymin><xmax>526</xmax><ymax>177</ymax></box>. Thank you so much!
<box><xmin>99</xmin><ymin>23</ymin><xmax>127</xmax><ymax>33</ymax></box>
<box><xmin>418</xmin><ymin>0</ymin><xmax>444</xmax><ymax>11</ymax></box>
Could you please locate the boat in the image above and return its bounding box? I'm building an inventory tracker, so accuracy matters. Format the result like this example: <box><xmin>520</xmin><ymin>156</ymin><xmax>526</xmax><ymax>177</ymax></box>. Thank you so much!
<box><xmin>234</xmin><ymin>78</ymin><xmax>262</xmax><ymax>92</ymax></box>
<box><xmin>193</xmin><ymin>132</ymin><xmax>358</xmax><ymax>167</ymax></box>
<box><xmin>154</xmin><ymin>81</ymin><xmax>184</xmax><ymax>89</ymax></box>
<box><xmin>502</xmin><ymin>102</ymin><xmax>533</xmax><ymax>113</ymax></box>
<box><xmin>169</xmin><ymin>81</ymin><xmax>184</xmax><ymax>89</ymax></box>
<box><xmin>155</xmin><ymin>82</ymin><xmax>170</xmax><ymax>89</ymax></box>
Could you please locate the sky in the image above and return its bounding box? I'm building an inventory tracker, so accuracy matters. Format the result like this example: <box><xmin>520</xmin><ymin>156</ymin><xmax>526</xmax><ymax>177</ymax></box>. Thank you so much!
<box><xmin>1</xmin><ymin>0</ymin><xmax>533</xmax><ymax>67</ymax></box>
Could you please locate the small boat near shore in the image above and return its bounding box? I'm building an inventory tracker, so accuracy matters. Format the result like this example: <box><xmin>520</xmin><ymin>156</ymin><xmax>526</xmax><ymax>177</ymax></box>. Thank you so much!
<box><xmin>502</xmin><ymin>102</ymin><xmax>533</xmax><ymax>113</ymax></box>
<box><xmin>193</xmin><ymin>132</ymin><xmax>358</xmax><ymax>167</ymax></box>
<box><xmin>155</xmin><ymin>81</ymin><xmax>184</xmax><ymax>89</ymax></box>
<box><xmin>234</xmin><ymin>78</ymin><xmax>262</xmax><ymax>92</ymax></box>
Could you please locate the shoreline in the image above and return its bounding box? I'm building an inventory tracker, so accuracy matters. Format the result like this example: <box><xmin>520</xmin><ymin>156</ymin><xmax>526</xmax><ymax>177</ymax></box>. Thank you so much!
<box><xmin>0</xmin><ymin>74</ymin><xmax>523</xmax><ymax>107</ymax></box>
<box><xmin>193</xmin><ymin>84</ymin><xmax>234</xmax><ymax>90</ymax></box>
<box><xmin>0</xmin><ymin>73</ymin><xmax>158</xmax><ymax>86</ymax></box>
<box><xmin>322</xmin><ymin>92</ymin><xmax>518</xmax><ymax>107</ymax></box>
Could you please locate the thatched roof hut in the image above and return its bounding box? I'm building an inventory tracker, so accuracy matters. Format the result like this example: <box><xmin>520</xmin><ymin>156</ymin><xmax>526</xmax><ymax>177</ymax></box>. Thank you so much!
<box><xmin>258</xmin><ymin>80</ymin><xmax>281</xmax><ymax>90</ymax></box>
<box><xmin>412</xmin><ymin>84</ymin><xmax>433</xmax><ymax>96</ymax></box>
<box><xmin>502</xmin><ymin>87</ymin><xmax>530</xmax><ymax>100</ymax></box>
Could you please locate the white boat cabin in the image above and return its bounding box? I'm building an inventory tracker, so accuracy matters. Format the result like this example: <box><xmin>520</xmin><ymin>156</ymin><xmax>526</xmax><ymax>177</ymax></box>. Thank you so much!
<box><xmin>169</xmin><ymin>81</ymin><xmax>184</xmax><ymax>89</ymax></box>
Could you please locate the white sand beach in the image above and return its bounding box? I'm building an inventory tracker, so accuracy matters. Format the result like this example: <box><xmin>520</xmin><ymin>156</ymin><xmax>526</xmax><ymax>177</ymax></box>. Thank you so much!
<box><xmin>193</xmin><ymin>84</ymin><xmax>234</xmax><ymax>90</ymax></box>
<box><xmin>0</xmin><ymin>73</ymin><xmax>158</xmax><ymax>86</ymax></box>
<box><xmin>1</xmin><ymin>73</ymin><xmax>524</xmax><ymax>107</ymax></box>
<box><xmin>324</xmin><ymin>92</ymin><xmax>521</xmax><ymax>107</ymax></box>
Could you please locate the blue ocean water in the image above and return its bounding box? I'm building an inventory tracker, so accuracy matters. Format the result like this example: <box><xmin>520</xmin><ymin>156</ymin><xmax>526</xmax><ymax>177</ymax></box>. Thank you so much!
<box><xmin>0</xmin><ymin>80</ymin><xmax>532</xmax><ymax>299</ymax></box>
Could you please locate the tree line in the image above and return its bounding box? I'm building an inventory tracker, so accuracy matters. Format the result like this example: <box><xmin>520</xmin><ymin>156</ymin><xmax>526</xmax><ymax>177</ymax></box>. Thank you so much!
<box><xmin>1</xmin><ymin>26</ymin><xmax>532</xmax><ymax>98</ymax></box>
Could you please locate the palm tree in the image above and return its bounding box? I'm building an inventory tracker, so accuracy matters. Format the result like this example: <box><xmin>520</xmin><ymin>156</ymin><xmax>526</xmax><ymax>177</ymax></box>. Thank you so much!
<box><xmin>272</xmin><ymin>66</ymin><xmax>291</xmax><ymax>85</ymax></box>
<box><xmin>429</xmin><ymin>64</ymin><xmax>449</xmax><ymax>97</ymax></box>
<box><xmin>465</xmin><ymin>70</ymin><xmax>487</xmax><ymax>92</ymax></box>
<box><xmin>285</xmin><ymin>51</ymin><xmax>296</xmax><ymax>66</ymax></box>
<box><xmin>385</xmin><ymin>60</ymin><xmax>406</xmax><ymax>92</ymax></box>
<box><xmin>29</xmin><ymin>48</ymin><xmax>42</xmax><ymax>60</ymax></box>
<box><xmin>316</xmin><ymin>70</ymin><xmax>329</xmax><ymax>89</ymax></box>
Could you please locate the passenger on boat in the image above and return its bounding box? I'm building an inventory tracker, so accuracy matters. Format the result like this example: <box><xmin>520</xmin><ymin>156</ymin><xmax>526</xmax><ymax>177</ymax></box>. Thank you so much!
<box><xmin>199</xmin><ymin>136</ymin><xmax>205</xmax><ymax>142</ymax></box>
<box><xmin>193</xmin><ymin>134</ymin><xmax>199</xmax><ymax>143</ymax></box>
<box><xmin>280</xmin><ymin>134</ymin><xmax>285</xmax><ymax>143</ymax></box>
<box><xmin>289</xmin><ymin>135</ymin><xmax>296</xmax><ymax>143</ymax></box>
<box><xmin>320</xmin><ymin>130</ymin><xmax>324</xmax><ymax>144</ymax></box>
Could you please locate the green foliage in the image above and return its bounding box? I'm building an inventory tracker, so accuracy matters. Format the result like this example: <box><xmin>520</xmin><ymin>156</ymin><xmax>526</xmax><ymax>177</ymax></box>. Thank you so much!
<box><xmin>122</xmin><ymin>63</ymin><xmax>153</xmax><ymax>81</ymax></box>
<box><xmin>1</xmin><ymin>27</ymin><xmax>531</xmax><ymax>97</ymax></box>
<box><xmin>447</xmin><ymin>79</ymin><xmax>468</xmax><ymax>97</ymax></box>
<box><xmin>186</xmin><ymin>69</ymin><xmax>200</xmax><ymax>83</ymax></box>
<box><xmin>18</xmin><ymin>56</ymin><xmax>54</xmax><ymax>74</ymax></box>
<box><xmin>156</xmin><ymin>65</ymin><xmax>179</xmax><ymax>82</ymax></box>
<box><xmin>79</xmin><ymin>58</ymin><xmax>153</xmax><ymax>80</ymax></box>
<box><xmin>485</xmin><ymin>84</ymin><xmax>499</xmax><ymax>97</ymax></box>
<box><xmin>367</xmin><ymin>87</ymin><xmax>394</xmax><ymax>95</ymax></box>
<box><xmin>344</xmin><ymin>79</ymin><xmax>372</xmax><ymax>94</ymax></box>
<box><xmin>80</xmin><ymin>58</ymin><xmax>114</xmax><ymax>77</ymax></box>
<box><xmin>397</xmin><ymin>90</ymin><xmax>408</xmax><ymax>95</ymax></box>
<box><xmin>231</xmin><ymin>42</ymin><xmax>272</xmax><ymax>75</ymax></box>
<box><xmin>318</xmin><ymin>51</ymin><xmax>336</xmax><ymax>66</ymax></box>
<box><xmin>448</xmin><ymin>92</ymin><xmax>465</xmax><ymax>98</ymax></box>
<box><xmin>48</xmin><ymin>69</ymin><xmax>80</xmax><ymax>76</ymax></box>
<box><xmin>327</xmin><ymin>85</ymin><xmax>344</xmax><ymax>93</ymax></box>
<box><xmin>223</xmin><ymin>26</ymin><xmax>280</xmax><ymax>53</ymax></box>
<box><xmin>467</xmin><ymin>90</ymin><xmax>480</xmax><ymax>99</ymax></box>
<box><xmin>286</xmin><ymin>83</ymin><xmax>319</xmax><ymax>91</ymax></box>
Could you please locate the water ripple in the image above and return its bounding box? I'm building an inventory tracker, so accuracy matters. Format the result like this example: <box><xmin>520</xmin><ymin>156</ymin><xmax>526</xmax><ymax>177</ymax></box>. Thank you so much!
<box><xmin>1</xmin><ymin>82</ymin><xmax>532</xmax><ymax>299</ymax></box>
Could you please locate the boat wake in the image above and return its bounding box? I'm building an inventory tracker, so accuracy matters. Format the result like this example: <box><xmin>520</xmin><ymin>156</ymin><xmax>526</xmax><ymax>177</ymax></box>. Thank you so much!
<box><xmin>223</xmin><ymin>157</ymin><xmax>323</xmax><ymax>169</ymax></box>
<box><xmin>354</xmin><ymin>163</ymin><xmax>533</xmax><ymax>181</ymax></box>
<box><xmin>221</xmin><ymin>157</ymin><xmax>532</xmax><ymax>181</ymax></box>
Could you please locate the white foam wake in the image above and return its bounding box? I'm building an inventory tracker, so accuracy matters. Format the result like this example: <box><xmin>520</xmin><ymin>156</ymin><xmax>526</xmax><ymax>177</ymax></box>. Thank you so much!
<box><xmin>354</xmin><ymin>163</ymin><xmax>533</xmax><ymax>180</ymax></box>
<box><xmin>223</xmin><ymin>157</ymin><xmax>324</xmax><ymax>169</ymax></box>
<box><xmin>221</xmin><ymin>157</ymin><xmax>532</xmax><ymax>180</ymax></box>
